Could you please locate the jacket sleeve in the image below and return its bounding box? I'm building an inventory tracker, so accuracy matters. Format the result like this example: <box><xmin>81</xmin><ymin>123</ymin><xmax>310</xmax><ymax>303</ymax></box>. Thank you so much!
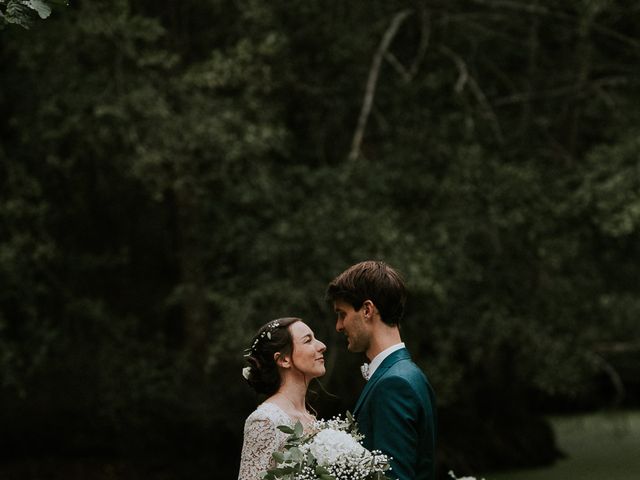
<box><xmin>369</xmin><ymin>375</ymin><xmax>420</xmax><ymax>480</ymax></box>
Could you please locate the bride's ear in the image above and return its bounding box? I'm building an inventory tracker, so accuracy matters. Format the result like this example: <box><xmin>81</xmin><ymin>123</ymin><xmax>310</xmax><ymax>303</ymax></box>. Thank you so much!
<box><xmin>274</xmin><ymin>352</ymin><xmax>291</xmax><ymax>368</ymax></box>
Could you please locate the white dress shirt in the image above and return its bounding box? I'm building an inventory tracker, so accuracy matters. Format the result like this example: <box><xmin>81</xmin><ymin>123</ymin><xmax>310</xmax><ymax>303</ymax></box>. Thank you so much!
<box><xmin>364</xmin><ymin>342</ymin><xmax>405</xmax><ymax>381</ymax></box>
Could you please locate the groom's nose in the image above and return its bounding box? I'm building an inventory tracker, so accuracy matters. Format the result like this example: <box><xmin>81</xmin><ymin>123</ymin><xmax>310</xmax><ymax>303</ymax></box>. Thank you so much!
<box><xmin>335</xmin><ymin>318</ymin><xmax>343</xmax><ymax>332</ymax></box>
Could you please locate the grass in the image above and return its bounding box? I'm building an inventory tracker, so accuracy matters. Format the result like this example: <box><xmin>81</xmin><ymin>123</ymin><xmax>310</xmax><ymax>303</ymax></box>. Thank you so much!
<box><xmin>486</xmin><ymin>410</ymin><xmax>640</xmax><ymax>480</ymax></box>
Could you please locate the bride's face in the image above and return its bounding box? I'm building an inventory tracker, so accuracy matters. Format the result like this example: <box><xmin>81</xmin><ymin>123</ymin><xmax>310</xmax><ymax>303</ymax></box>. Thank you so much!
<box><xmin>289</xmin><ymin>321</ymin><xmax>326</xmax><ymax>379</ymax></box>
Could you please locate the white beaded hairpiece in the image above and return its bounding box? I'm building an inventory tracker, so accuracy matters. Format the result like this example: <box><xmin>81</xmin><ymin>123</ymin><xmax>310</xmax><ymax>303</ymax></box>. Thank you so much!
<box><xmin>243</xmin><ymin>320</ymin><xmax>281</xmax><ymax>357</ymax></box>
<box><xmin>242</xmin><ymin>320</ymin><xmax>281</xmax><ymax>380</ymax></box>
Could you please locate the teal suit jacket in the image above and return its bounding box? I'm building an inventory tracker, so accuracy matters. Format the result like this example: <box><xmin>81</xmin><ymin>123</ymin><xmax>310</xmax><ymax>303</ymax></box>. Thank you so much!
<box><xmin>354</xmin><ymin>348</ymin><xmax>436</xmax><ymax>480</ymax></box>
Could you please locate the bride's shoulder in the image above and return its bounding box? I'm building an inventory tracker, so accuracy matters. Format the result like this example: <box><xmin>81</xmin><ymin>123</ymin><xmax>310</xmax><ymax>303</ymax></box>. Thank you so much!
<box><xmin>245</xmin><ymin>402</ymin><xmax>291</xmax><ymax>426</ymax></box>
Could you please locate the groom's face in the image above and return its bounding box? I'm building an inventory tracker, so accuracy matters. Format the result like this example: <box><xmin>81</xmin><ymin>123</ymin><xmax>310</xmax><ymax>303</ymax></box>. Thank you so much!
<box><xmin>333</xmin><ymin>300</ymin><xmax>369</xmax><ymax>353</ymax></box>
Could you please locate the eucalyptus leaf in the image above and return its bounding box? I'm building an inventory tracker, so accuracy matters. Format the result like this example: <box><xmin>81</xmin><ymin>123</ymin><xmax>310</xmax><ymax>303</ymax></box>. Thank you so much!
<box><xmin>25</xmin><ymin>0</ymin><xmax>51</xmax><ymax>19</ymax></box>
<box><xmin>289</xmin><ymin>446</ymin><xmax>303</xmax><ymax>462</ymax></box>
<box><xmin>315</xmin><ymin>466</ymin><xmax>331</xmax><ymax>475</ymax></box>
<box><xmin>307</xmin><ymin>451</ymin><xmax>316</xmax><ymax>465</ymax></box>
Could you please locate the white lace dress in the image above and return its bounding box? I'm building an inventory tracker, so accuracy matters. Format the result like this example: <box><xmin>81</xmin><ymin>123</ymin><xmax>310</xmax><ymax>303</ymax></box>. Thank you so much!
<box><xmin>237</xmin><ymin>402</ymin><xmax>295</xmax><ymax>480</ymax></box>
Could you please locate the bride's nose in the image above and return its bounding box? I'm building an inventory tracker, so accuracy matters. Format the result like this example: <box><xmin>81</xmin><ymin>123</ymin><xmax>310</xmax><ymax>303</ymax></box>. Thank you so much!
<box><xmin>318</xmin><ymin>341</ymin><xmax>326</xmax><ymax>352</ymax></box>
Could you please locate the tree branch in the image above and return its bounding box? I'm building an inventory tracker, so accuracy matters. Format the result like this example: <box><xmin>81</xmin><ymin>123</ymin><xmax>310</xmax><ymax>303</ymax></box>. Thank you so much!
<box><xmin>470</xmin><ymin>0</ymin><xmax>640</xmax><ymax>50</ymax></box>
<box><xmin>384</xmin><ymin>7</ymin><xmax>431</xmax><ymax>83</ymax></box>
<box><xmin>348</xmin><ymin>9</ymin><xmax>412</xmax><ymax>162</ymax></box>
<box><xmin>440</xmin><ymin>45</ymin><xmax>504</xmax><ymax>144</ymax></box>
<box><xmin>589</xmin><ymin>352</ymin><xmax>626</xmax><ymax>408</ymax></box>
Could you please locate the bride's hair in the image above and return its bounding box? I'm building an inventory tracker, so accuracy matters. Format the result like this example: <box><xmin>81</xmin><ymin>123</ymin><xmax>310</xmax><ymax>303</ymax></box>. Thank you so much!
<box><xmin>243</xmin><ymin>317</ymin><xmax>301</xmax><ymax>396</ymax></box>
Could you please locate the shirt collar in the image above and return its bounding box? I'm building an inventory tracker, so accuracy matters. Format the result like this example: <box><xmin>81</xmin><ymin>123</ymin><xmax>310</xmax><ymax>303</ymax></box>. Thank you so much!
<box><xmin>366</xmin><ymin>342</ymin><xmax>405</xmax><ymax>380</ymax></box>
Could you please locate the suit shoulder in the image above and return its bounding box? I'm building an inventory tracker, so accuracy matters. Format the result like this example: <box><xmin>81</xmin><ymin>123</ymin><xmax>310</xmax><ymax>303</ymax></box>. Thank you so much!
<box><xmin>387</xmin><ymin>358</ymin><xmax>428</xmax><ymax>381</ymax></box>
<box><xmin>376</xmin><ymin>361</ymin><xmax>426</xmax><ymax>391</ymax></box>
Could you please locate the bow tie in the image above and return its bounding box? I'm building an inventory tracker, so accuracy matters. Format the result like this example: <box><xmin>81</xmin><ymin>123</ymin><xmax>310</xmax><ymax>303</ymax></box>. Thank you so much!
<box><xmin>360</xmin><ymin>363</ymin><xmax>370</xmax><ymax>380</ymax></box>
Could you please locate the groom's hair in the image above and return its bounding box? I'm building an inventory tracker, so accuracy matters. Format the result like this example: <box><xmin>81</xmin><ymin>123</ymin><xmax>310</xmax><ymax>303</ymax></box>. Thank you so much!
<box><xmin>326</xmin><ymin>260</ymin><xmax>406</xmax><ymax>326</ymax></box>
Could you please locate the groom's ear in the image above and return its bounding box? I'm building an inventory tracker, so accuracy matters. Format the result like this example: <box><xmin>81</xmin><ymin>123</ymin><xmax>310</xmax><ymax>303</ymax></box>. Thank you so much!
<box><xmin>362</xmin><ymin>300</ymin><xmax>375</xmax><ymax>321</ymax></box>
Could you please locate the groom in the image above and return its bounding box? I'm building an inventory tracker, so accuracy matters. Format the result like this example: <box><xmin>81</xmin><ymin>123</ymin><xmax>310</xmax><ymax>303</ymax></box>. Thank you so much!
<box><xmin>327</xmin><ymin>260</ymin><xmax>436</xmax><ymax>480</ymax></box>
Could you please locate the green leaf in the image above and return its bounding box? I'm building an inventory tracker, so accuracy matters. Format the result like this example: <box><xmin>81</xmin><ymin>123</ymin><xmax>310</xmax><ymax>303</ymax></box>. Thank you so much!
<box><xmin>25</xmin><ymin>0</ymin><xmax>51</xmax><ymax>19</ymax></box>
<box><xmin>277</xmin><ymin>425</ymin><xmax>295</xmax><ymax>434</ymax></box>
<box><xmin>288</xmin><ymin>446</ymin><xmax>303</xmax><ymax>462</ymax></box>
<box><xmin>307</xmin><ymin>451</ymin><xmax>316</xmax><ymax>464</ymax></box>
<box><xmin>5</xmin><ymin>2</ymin><xmax>32</xmax><ymax>28</ymax></box>
<box><xmin>293</xmin><ymin>420</ymin><xmax>303</xmax><ymax>437</ymax></box>
<box><xmin>315</xmin><ymin>466</ymin><xmax>331</xmax><ymax>475</ymax></box>
<box><xmin>272</xmin><ymin>451</ymin><xmax>285</xmax><ymax>463</ymax></box>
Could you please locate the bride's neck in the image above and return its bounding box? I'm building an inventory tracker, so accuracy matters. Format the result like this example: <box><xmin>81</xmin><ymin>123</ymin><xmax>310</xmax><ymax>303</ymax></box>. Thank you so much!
<box><xmin>275</xmin><ymin>376</ymin><xmax>308</xmax><ymax>412</ymax></box>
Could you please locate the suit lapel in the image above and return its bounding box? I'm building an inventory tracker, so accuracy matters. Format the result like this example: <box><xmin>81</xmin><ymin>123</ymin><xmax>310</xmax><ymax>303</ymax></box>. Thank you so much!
<box><xmin>353</xmin><ymin>348</ymin><xmax>410</xmax><ymax>415</ymax></box>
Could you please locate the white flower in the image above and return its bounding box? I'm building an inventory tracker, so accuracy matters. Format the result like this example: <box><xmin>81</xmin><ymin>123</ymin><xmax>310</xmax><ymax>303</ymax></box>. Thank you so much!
<box><xmin>306</xmin><ymin>428</ymin><xmax>366</xmax><ymax>466</ymax></box>
<box><xmin>242</xmin><ymin>366</ymin><xmax>251</xmax><ymax>380</ymax></box>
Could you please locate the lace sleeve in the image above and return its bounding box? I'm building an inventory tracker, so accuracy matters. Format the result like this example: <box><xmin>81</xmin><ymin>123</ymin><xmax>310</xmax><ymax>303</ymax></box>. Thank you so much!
<box><xmin>237</xmin><ymin>413</ymin><xmax>278</xmax><ymax>480</ymax></box>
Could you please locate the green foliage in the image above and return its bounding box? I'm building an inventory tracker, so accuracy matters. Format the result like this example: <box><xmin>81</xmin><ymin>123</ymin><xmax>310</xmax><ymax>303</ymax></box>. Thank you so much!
<box><xmin>0</xmin><ymin>157</ymin><xmax>59</xmax><ymax>395</ymax></box>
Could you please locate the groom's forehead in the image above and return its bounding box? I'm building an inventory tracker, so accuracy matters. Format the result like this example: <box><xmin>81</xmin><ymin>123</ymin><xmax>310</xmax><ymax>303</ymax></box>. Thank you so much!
<box><xmin>333</xmin><ymin>300</ymin><xmax>352</xmax><ymax>312</ymax></box>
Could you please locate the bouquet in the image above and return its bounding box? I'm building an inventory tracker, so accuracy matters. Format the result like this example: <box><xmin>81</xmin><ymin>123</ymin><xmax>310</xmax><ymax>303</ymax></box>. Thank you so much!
<box><xmin>262</xmin><ymin>412</ymin><xmax>392</xmax><ymax>480</ymax></box>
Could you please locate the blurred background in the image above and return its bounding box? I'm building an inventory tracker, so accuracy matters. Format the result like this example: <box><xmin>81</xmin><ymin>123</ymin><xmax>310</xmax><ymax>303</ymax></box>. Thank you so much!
<box><xmin>1</xmin><ymin>1</ymin><xmax>639</xmax><ymax>479</ymax></box>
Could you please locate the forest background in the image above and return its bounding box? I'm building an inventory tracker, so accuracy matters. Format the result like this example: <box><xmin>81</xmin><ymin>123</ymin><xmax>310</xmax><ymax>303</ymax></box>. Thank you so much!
<box><xmin>1</xmin><ymin>1</ymin><xmax>639</xmax><ymax>479</ymax></box>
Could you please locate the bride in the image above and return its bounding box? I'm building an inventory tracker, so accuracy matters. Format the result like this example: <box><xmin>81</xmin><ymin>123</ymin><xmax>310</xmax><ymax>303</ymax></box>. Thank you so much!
<box><xmin>238</xmin><ymin>317</ymin><xmax>327</xmax><ymax>480</ymax></box>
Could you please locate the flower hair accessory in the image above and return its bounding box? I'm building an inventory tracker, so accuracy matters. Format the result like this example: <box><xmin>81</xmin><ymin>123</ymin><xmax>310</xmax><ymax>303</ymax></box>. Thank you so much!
<box><xmin>242</xmin><ymin>320</ymin><xmax>282</xmax><ymax>380</ymax></box>
<box><xmin>244</xmin><ymin>320</ymin><xmax>281</xmax><ymax>357</ymax></box>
